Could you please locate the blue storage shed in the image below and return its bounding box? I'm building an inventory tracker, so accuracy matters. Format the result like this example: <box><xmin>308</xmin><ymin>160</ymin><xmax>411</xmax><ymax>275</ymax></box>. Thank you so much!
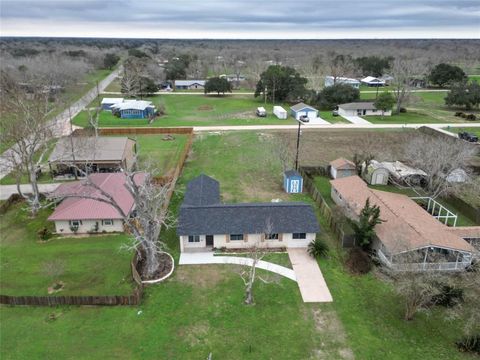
<box><xmin>284</xmin><ymin>170</ymin><xmax>303</xmax><ymax>194</ymax></box>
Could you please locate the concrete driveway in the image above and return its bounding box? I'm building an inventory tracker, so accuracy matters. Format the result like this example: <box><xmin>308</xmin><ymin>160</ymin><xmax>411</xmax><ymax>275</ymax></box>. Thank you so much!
<box><xmin>0</xmin><ymin>183</ymin><xmax>61</xmax><ymax>200</ymax></box>
<box><xmin>287</xmin><ymin>248</ymin><xmax>333</xmax><ymax>303</ymax></box>
<box><xmin>340</xmin><ymin>115</ymin><xmax>372</xmax><ymax>125</ymax></box>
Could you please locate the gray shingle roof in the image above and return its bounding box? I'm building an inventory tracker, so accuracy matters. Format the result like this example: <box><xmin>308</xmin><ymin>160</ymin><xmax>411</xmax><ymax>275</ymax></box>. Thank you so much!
<box><xmin>290</xmin><ymin>102</ymin><xmax>317</xmax><ymax>112</ymax></box>
<box><xmin>178</xmin><ymin>175</ymin><xmax>320</xmax><ymax>236</ymax></box>
<box><xmin>284</xmin><ymin>170</ymin><xmax>301</xmax><ymax>177</ymax></box>
<box><xmin>178</xmin><ymin>202</ymin><xmax>320</xmax><ymax>236</ymax></box>
<box><xmin>182</xmin><ymin>174</ymin><xmax>220</xmax><ymax>206</ymax></box>
<box><xmin>338</xmin><ymin>102</ymin><xmax>376</xmax><ymax>110</ymax></box>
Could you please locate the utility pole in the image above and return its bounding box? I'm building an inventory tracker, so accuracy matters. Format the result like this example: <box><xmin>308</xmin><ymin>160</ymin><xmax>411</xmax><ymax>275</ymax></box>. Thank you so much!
<box><xmin>295</xmin><ymin>120</ymin><xmax>302</xmax><ymax>171</ymax></box>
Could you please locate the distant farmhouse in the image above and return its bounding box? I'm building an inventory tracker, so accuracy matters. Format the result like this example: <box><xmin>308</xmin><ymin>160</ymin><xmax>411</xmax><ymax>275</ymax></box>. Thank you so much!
<box><xmin>174</xmin><ymin>80</ymin><xmax>206</xmax><ymax>90</ymax></box>
<box><xmin>337</xmin><ymin>102</ymin><xmax>392</xmax><ymax>117</ymax></box>
<box><xmin>48</xmin><ymin>173</ymin><xmax>145</xmax><ymax>234</ymax></box>
<box><xmin>331</xmin><ymin>176</ymin><xmax>477</xmax><ymax>271</ymax></box>
<box><xmin>361</xmin><ymin>76</ymin><xmax>386</xmax><ymax>87</ymax></box>
<box><xmin>324</xmin><ymin>76</ymin><xmax>360</xmax><ymax>89</ymax></box>
<box><xmin>177</xmin><ymin>175</ymin><xmax>320</xmax><ymax>251</ymax></box>
<box><xmin>48</xmin><ymin>136</ymin><xmax>136</xmax><ymax>176</ymax></box>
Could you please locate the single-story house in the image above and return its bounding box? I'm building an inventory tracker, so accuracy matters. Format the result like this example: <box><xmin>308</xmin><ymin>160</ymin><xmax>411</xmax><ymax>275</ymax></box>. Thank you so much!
<box><xmin>48</xmin><ymin>136</ymin><xmax>136</xmax><ymax>176</ymax></box>
<box><xmin>174</xmin><ymin>80</ymin><xmax>206</xmax><ymax>90</ymax></box>
<box><xmin>338</xmin><ymin>102</ymin><xmax>392</xmax><ymax>117</ymax></box>
<box><xmin>363</xmin><ymin>160</ymin><xmax>389</xmax><ymax>185</ymax></box>
<box><xmin>101</xmin><ymin>98</ymin><xmax>124</xmax><ymax>110</ymax></box>
<box><xmin>379</xmin><ymin>74</ymin><xmax>394</xmax><ymax>85</ymax></box>
<box><xmin>380</xmin><ymin>161</ymin><xmax>427</xmax><ymax>185</ymax></box>
<box><xmin>110</xmin><ymin>100</ymin><xmax>156</xmax><ymax>119</ymax></box>
<box><xmin>220</xmin><ymin>74</ymin><xmax>247</xmax><ymax>82</ymax></box>
<box><xmin>324</xmin><ymin>76</ymin><xmax>360</xmax><ymax>89</ymax></box>
<box><xmin>290</xmin><ymin>102</ymin><xmax>318</xmax><ymax>121</ymax></box>
<box><xmin>284</xmin><ymin>170</ymin><xmax>303</xmax><ymax>194</ymax></box>
<box><xmin>330</xmin><ymin>158</ymin><xmax>356</xmax><ymax>179</ymax></box>
<box><xmin>177</xmin><ymin>175</ymin><xmax>320</xmax><ymax>251</ymax></box>
<box><xmin>330</xmin><ymin>176</ymin><xmax>476</xmax><ymax>271</ymax></box>
<box><xmin>48</xmin><ymin>172</ymin><xmax>145</xmax><ymax>234</ymax></box>
<box><xmin>361</xmin><ymin>76</ymin><xmax>386</xmax><ymax>87</ymax></box>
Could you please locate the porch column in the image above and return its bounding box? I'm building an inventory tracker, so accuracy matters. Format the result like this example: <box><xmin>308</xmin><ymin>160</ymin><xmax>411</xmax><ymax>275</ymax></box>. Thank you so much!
<box><xmin>423</xmin><ymin>248</ymin><xmax>428</xmax><ymax>270</ymax></box>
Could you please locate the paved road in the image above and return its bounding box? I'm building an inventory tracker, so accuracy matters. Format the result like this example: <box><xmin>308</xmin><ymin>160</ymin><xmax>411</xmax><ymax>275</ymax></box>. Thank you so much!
<box><xmin>0</xmin><ymin>66</ymin><xmax>122</xmax><ymax>180</ymax></box>
<box><xmin>0</xmin><ymin>183</ymin><xmax>61</xmax><ymax>200</ymax></box>
<box><xmin>287</xmin><ymin>248</ymin><xmax>333</xmax><ymax>303</ymax></box>
<box><xmin>191</xmin><ymin>122</ymin><xmax>480</xmax><ymax>132</ymax></box>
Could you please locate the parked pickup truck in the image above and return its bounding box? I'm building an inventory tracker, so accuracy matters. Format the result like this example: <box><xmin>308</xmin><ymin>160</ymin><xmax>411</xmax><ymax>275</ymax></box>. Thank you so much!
<box><xmin>458</xmin><ymin>131</ymin><xmax>479</xmax><ymax>143</ymax></box>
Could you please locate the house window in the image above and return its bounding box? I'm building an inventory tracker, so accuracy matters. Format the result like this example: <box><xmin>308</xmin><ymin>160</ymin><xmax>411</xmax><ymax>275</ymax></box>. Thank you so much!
<box><xmin>69</xmin><ymin>220</ymin><xmax>82</xmax><ymax>226</ymax></box>
<box><xmin>230</xmin><ymin>234</ymin><xmax>244</xmax><ymax>241</ymax></box>
<box><xmin>265</xmin><ymin>233</ymin><xmax>279</xmax><ymax>240</ymax></box>
<box><xmin>188</xmin><ymin>235</ymin><xmax>200</xmax><ymax>243</ymax></box>
<box><xmin>293</xmin><ymin>233</ymin><xmax>306</xmax><ymax>239</ymax></box>
<box><xmin>103</xmin><ymin>219</ymin><xmax>113</xmax><ymax>226</ymax></box>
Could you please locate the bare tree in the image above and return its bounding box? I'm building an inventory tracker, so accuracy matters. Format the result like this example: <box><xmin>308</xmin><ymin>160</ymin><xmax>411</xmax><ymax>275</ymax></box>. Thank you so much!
<box><xmin>237</xmin><ymin>220</ymin><xmax>275</xmax><ymax>305</ymax></box>
<box><xmin>325</xmin><ymin>51</ymin><xmax>355</xmax><ymax>83</ymax></box>
<box><xmin>0</xmin><ymin>75</ymin><xmax>55</xmax><ymax>216</ymax></box>
<box><xmin>49</xmin><ymin>163</ymin><xmax>175</xmax><ymax>278</ymax></box>
<box><xmin>402</xmin><ymin>134</ymin><xmax>478</xmax><ymax>199</ymax></box>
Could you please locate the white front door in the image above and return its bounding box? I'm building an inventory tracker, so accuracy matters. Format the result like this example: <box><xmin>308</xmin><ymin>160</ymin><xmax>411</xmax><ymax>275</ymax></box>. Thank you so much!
<box><xmin>291</xmin><ymin>180</ymin><xmax>300</xmax><ymax>193</ymax></box>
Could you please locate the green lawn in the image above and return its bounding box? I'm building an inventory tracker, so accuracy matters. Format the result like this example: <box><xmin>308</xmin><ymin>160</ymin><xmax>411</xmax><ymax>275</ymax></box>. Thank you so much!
<box><xmin>319</xmin><ymin>111</ymin><xmax>349</xmax><ymax>123</ymax></box>
<box><xmin>313</xmin><ymin>176</ymin><xmax>335</xmax><ymax>207</ymax></box>
<box><xmin>0</xmin><ymin>131</ymin><xmax>475</xmax><ymax>359</ymax></box>
<box><xmin>444</xmin><ymin>127</ymin><xmax>480</xmax><ymax>138</ymax></box>
<box><xmin>0</xmin><ymin>202</ymin><xmax>134</xmax><ymax>296</ymax></box>
<box><xmin>364</xmin><ymin>111</ymin><xmax>447</xmax><ymax>124</ymax></box>
<box><xmin>73</xmin><ymin>95</ymin><xmax>297</xmax><ymax>128</ymax></box>
<box><xmin>127</xmin><ymin>134</ymin><xmax>189</xmax><ymax>175</ymax></box>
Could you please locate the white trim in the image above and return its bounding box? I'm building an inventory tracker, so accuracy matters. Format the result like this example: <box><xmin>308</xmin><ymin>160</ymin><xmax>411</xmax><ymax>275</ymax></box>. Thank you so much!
<box><xmin>141</xmin><ymin>252</ymin><xmax>175</xmax><ymax>284</ymax></box>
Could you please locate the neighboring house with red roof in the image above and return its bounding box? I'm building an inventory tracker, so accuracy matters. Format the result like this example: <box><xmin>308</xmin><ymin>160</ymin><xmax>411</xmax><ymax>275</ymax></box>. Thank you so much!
<box><xmin>329</xmin><ymin>158</ymin><xmax>356</xmax><ymax>179</ymax></box>
<box><xmin>48</xmin><ymin>173</ymin><xmax>144</xmax><ymax>234</ymax></box>
<box><xmin>330</xmin><ymin>175</ymin><xmax>476</xmax><ymax>271</ymax></box>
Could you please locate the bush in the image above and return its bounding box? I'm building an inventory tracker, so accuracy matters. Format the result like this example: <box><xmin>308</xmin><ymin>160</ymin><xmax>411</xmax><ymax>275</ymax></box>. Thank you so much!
<box><xmin>466</xmin><ymin>114</ymin><xmax>477</xmax><ymax>121</ymax></box>
<box><xmin>307</xmin><ymin>238</ymin><xmax>329</xmax><ymax>258</ymax></box>
<box><xmin>460</xmin><ymin>113</ymin><xmax>467</xmax><ymax>118</ymax></box>
<box><xmin>399</xmin><ymin>107</ymin><xmax>407</xmax><ymax>113</ymax></box>
<box><xmin>431</xmin><ymin>285</ymin><xmax>464</xmax><ymax>307</ymax></box>
<box><xmin>37</xmin><ymin>227</ymin><xmax>52</xmax><ymax>241</ymax></box>
<box><xmin>455</xmin><ymin>111</ymin><xmax>465</xmax><ymax>117</ymax></box>
<box><xmin>456</xmin><ymin>335</ymin><xmax>480</xmax><ymax>354</ymax></box>
<box><xmin>345</xmin><ymin>247</ymin><xmax>372</xmax><ymax>274</ymax></box>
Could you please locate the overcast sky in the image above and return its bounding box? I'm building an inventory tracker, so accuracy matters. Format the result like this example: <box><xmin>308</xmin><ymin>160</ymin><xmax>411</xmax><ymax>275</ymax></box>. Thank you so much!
<box><xmin>1</xmin><ymin>0</ymin><xmax>479</xmax><ymax>39</ymax></box>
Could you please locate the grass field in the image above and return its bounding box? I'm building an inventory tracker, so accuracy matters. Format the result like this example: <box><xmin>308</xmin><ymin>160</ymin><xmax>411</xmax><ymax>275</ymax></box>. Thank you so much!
<box><xmin>0</xmin><ymin>131</ymin><xmax>476</xmax><ymax>359</ymax></box>
<box><xmin>319</xmin><ymin>110</ymin><xmax>349</xmax><ymax>123</ymax></box>
<box><xmin>364</xmin><ymin>110</ymin><xmax>449</xmax><ymax>124</ymax></box>
<box><xmin>0</xmin><ymin>201</ymin><xmax>134</xmax><ymax>296</ymax></box>
<box><xmin>444</xmin><ymin>127</ymin><xmax>480</xmax><ymax>138</ymax></box>
<box><xmin>74</xmin><ymin>95</ymin><xmax>297</xmax><ymax>127</ymax></box>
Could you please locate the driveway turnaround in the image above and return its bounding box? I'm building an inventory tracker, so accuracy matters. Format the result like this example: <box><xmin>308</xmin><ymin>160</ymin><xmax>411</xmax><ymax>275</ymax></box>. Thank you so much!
<box><xmin>287</xmin><ymin>248</ymin><xmax>333</xmax><ymax>303</ymax></box>
<box><xmin>340</xmin><ymin>115</ymin><xmax>372</xmax><ymax>125</ymax></box>
<box><xmin>179</xmin><ymin>252</ymin><xmax>296</xmax><ymax>281</ymax></box>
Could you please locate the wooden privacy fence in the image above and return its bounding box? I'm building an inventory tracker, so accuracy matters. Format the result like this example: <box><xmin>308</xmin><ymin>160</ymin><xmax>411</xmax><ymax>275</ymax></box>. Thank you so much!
<box><xmin>299</xmin><ymin>166</ymin><xmax>355</xmax><ymax>248</ymax></box>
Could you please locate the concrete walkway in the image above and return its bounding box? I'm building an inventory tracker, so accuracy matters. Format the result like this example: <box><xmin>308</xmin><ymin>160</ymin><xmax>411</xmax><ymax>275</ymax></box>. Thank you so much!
<box><xmin>179</xmin><ymin>252</ymin><xmax>296</xmax><ymax>281</ymax></box>
<box><xmin>0</xmin><ymin>183</ymin><xmax>61</xmax><ymax>200</ymax></box>
<box><xmin>340</xmin><ymin>114</ymin><xmax>372</xmax><ymax>125</ymax></box>
<box><xmin>287</xmin><ymin>248</ymin><xmax>333</xmax><ymax>303</ymax></box>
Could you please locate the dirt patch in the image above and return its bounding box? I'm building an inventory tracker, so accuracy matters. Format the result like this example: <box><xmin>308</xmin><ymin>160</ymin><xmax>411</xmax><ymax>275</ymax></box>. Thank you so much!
<box><xmin>273</xmin><ymin>129</ymin><xmax>414</xmax><ymax>167</ymax></box>
<box><xmin>177</xmin><ymin>320</ymin><xmax>210</xmax><ymax>346</ymax></box>
<box><xmin>137</xmin><ymin>252</ymin><xmax>173</xmax><ymax>281</ymax></box>
<box><xmin>307</xmin><ymin>307</ymin><xmax>355</xmax><ymax>360</ymax></box>
<box><xmin>175</xmin><ymin>265</ymin><xmax>226</xmax><ymax>289</ymax></box>
<box><xmin>198</xmin><ymin>104</ymin><xmax>213</xmax><ymax>111</ymax></box>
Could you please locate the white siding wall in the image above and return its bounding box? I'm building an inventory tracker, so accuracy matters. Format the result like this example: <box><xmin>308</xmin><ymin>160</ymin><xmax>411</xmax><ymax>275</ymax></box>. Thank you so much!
<box><xmin>338</xmin><ymin>108</ymin><xmax>354</xmax><ymax>117</ymax></box>
<box><xmin>181</xmin><ymin>233</ymin><xmax>316</xmax><ymax>251</ymax></box>
<box><xmin>330</xmin><ymin>167</ymin><xmax>338</xmax><ymax>179</ymax></box>
<box><xmin>54</xmin><ymin>219</ymin><xmax>124</xmax><ymax>234</ymax></box>
<box><xmin>365</xmin><ymin>109</ymin><xmax>392</xmax><ymax>116</ymax></box>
